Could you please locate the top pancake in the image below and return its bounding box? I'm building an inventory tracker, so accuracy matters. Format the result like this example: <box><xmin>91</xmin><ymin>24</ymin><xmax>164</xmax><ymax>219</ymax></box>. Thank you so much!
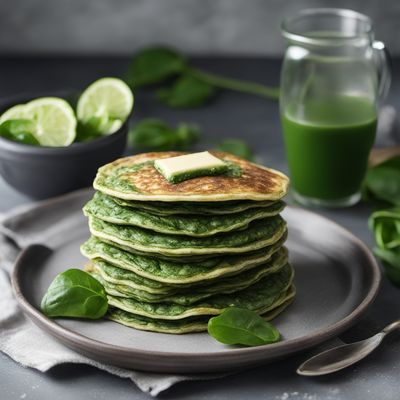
<box><xmin>94</xmin><ymin>151</ymin><xmax>289</xmax><ymax>202</ymax></box>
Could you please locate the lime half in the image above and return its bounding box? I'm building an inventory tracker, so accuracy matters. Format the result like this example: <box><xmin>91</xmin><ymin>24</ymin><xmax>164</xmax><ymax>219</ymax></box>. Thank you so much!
<box><xmin>77</xmin><ymin>77</ymin><xmax>133</xmax><ymax>134</ymax></box>
<box><xmin>24</xmin><ymin>97</ymin><xmax>77</xmax><ymax>147</ymax></box>
<box><xmin>0</xmin><ymin>104</ymin><xmax>27</xmax><ymax>125</ymax></box>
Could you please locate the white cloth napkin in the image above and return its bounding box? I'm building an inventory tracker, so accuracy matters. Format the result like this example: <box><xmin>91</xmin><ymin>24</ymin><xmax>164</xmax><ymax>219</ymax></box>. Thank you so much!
<box><xmin>0</xmin><ymin>192</ymin><xmax>227</xmax><ymax>396</ymax></box>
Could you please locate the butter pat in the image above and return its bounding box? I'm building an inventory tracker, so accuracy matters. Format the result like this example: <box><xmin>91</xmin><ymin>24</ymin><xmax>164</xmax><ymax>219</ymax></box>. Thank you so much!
<box><xmin>154</xmin><ymin>151</ymin><xmax>228</xmax><ymax>183</ymax></box>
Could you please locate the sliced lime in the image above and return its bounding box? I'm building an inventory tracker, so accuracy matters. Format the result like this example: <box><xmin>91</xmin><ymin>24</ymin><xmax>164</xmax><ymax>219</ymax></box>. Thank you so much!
<box><xmin>0</xmin><ymin>104</ymin><xmax>27</xmax><ymax>124</ymax></box>
<box><xmin>77</xmin><ymin>77</ymin><xmax>133</xmax><ymax>134</ymax></box>
<box><xmin>24</xmin><ymin>97</ymin><xmax>77</xmax><ymax>146</ymax></box>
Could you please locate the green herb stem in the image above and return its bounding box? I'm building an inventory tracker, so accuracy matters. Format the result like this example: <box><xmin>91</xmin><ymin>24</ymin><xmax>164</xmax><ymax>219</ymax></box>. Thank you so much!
<box><xmin>188</xmin><ymin>68</ymin><xmax>280</xmax><ymax>100</ymax></box>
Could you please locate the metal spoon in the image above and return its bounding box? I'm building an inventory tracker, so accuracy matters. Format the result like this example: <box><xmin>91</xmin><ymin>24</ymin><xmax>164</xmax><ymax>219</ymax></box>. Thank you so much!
<box><xmin>297</xmin><ymin>320</ymin><xmax>400</xmax><ymax>376</ymax></box>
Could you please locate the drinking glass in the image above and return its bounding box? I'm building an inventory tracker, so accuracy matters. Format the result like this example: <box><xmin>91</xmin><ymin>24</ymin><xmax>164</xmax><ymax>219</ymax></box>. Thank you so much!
<box><xmin>280</xmin><ymin>8</ymin><xmax>391</xmax><ymax>207</ymax></box>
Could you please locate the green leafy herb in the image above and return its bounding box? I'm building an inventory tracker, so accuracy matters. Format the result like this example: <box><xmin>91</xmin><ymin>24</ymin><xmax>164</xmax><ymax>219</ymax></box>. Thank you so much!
<box><xmin>128</xmin><ymin>118</ymin><xmax>200</xmax><ymax>150</ymax></box>
<box><xmin>75</xmin><ymin>116</ymin><xmax>106</xmax><ymax>142</ymax></box>
<box><xmin>128</xmin><ymin>117</ymin><xmax>255</xmax><ymax>161</ymax></box>
<box><xmin>369</xmin><ymin>208</ymin><xmax>400</xmax><ymax>286</ymax></box>
<box><xmin>76</xmin><ymin>115</ymin><xmax>123</xmax><ymax>142</ymax></box>
<box><xmin>0</xmin><ymin>119</ymin><xmax>40</xmax><ymax>145</ymax></box>
<box><xmin>364</xmin><ymin>156</ymin><xmax>400</xmax><ymax>206</ymax></box>
<box><xmin>125</xmin><ymin>46</ymin><xmax>280</xmax><ymax>108</ymax></box>
<box><xmin>41</xmin><ymin>269</ymin><xmax>108</xmax><ymax>319</ymax></box>
<box><xmin>157</xmin><ymin>75</ymin><xmax>216</xmax><ymax>108</ymax></box>
<box><xmin>207</xmin><ymin>307</ymin><xmax>281</xmax><ymax>346</ymax></box>
<box><xmin>126</xmin><ymin>47</ymin><xmax>187</xmax><ymax>87</ymax></box>
<box><xmin>365</xmin><ymin>156</ymin><xmax>400</xmax><ymax>286</ymax></box>
<box><xmin>215</xmin><ymin>139</ymin><xmax>254</xmax><ymax>161</ymax></box>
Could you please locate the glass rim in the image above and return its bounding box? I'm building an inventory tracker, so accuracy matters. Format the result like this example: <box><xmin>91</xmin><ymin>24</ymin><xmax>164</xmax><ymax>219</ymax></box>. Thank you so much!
<box><xmin>281</xmin><ymin>8</ymin><xmax>373</xmax><ymax>45</ymax></box>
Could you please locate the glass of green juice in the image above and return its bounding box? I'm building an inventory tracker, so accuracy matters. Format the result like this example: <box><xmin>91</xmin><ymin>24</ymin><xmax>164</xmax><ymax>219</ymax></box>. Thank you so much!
<box><xmin>280</xmin><ymin>8</ymin><xmax>391</xmax><ymax>207</ymax></box>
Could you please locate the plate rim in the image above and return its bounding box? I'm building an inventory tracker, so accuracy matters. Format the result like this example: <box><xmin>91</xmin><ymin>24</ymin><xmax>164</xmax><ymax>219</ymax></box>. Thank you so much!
<box><xmin>10</xmin><ymin>203</ymin><xmax>382</xmax><ymax>369</ymax></box>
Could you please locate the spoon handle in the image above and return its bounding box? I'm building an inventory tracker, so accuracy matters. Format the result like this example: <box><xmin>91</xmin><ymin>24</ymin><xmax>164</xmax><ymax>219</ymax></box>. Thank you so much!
<box><xmin>382</xmin><ymin>319</ymin><xmax>400</xmax><ymax>335</ymax></box>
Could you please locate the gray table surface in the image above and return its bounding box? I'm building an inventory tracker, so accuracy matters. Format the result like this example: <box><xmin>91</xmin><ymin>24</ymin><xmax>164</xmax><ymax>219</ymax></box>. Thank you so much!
<box><xmin>0</xmin><ymin>56</ymin><xmax>399</xmax><ymax>400</ymax></box>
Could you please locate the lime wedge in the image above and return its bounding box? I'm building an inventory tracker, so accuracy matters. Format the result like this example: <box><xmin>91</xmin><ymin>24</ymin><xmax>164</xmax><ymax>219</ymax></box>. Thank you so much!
<box><xmin>0</xmin><ymin>104</ymin><xmax>27</xmax><ymax>124</ymax></box>
<box><xmin>77</xmin><ymin>77</ymin><xmax>133</xmax><ymax>134</ymax></box>
<box><xmin>24</xmin><ymin>97</ymin><xmax>77</xmax><ymax>147</ymax></box>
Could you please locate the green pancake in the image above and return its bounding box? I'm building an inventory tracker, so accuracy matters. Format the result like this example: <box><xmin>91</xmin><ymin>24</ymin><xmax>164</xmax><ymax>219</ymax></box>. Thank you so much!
<box><xmin>89</xmin><ymin>245</ymin><xmax>287</xmax><ymax>296</ymax></box>
<box><xmin>108</xmin><ymin>310</ymin><xmax>210</xmax><ymax>334</ymax></box>
<box><xmin>83</xmin><ymin>192</ymin><xmax>285</xmax><ymax>237</ymax></box>
<box><xmin>88</xmin><ymin>247</ymin><xmax>288</xmax><ymax>305</ymax></box>
<box><xmin>81</xmin><ymin>234</ymin><xmax>287</xmax><ymax>285</ymax></box>
<box><xmin>107</xmin><ymin>289</ymin><xmax>295</xmax><ymax>334</ymax></box>
<box><xmin>107</xmin><ymin>263</ymin><xmax>294</xmax><ymax>320</ymax></box>
<box><xmin>82</xmin><ymin>151</ymin><xmax>293</xmax><ymax>334</ymax></box>
<box><xmin>113</xmin><ymin>197</ymin><xmax>275</xmax><ymax>216</ymax></box>
<box><xmin>94</xmin><ymin>151</ymin><xmax>289</xmax><ymax>202</ymax></box>
<box><xmin>88</xmin><ymin>215</ymin><xmax>287</xmax><ymax>256</ymax></box>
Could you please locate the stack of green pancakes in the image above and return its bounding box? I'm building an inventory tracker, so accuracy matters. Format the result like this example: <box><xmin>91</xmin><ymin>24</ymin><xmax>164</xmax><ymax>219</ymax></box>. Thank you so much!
<box><xmin>81</xmin><ymin>151</ymin><xmax>295</xmax><ymax>334</ymax></box>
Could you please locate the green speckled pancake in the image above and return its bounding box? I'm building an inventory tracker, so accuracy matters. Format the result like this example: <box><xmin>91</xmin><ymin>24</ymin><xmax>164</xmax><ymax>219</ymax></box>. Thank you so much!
<box><xmin>81</xmin><ymin>234</ymin><xmax>287</xmax><ymax>285</ymax></box>
<box><xmin>82</xmin><ymin>150</ymin><xmax>293</xmax><ymax>334</ymax></box>
<box><xmin>83</xmin><ymin>192</ymin><xmax>285</xmax><ymax>237</ymax></box>
<box><xmin>88</xmin><ymin>215</ymin><xmax>287</xmax><ymax>256</ymax></box>
<box><xmin>94</xmin><ymin>151</ymin><xmax>289</xmax><ymax>202</ymax></box>
<box><xmin>87</xmin><ymin>247</ymin><xmax>289</xmax><ymax>305</ymax></box>
<box><xmin>107</xmin><ymin>310</ymin><xmax>210</xmax><ymax>334</ymax></box>
<box><xmin>113</xmin><ymin>197</ymin><xmax>275</xmax><ymax>215</ymax></box>
<box><xmin>107</xmin><ymin>289</ymin><xmax>295</xmax><ymax>334</ymax></box>
<box><xmin>106</xmin><ymin>263</ymin><xmax>294</xmax><ymax>320</ymax></box>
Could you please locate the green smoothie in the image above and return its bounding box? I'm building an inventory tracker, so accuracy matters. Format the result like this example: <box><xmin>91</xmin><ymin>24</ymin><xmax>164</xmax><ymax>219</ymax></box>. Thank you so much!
<box><xmin>281</xmin><ymin>95</ymin><xmax>377</xmax><ymax>200</ymax></box>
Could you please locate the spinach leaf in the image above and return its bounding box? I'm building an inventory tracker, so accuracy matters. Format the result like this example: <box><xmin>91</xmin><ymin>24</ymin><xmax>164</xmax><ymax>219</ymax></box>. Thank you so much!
<box><xmin>175</xmin><ymin>123</ymin><xmax>201</xmax><ymax>147</ymax></box>
<box><xmin>76</xmin><ymin>115</ymin><xmax>123</xmax><ymax>142</ymax></box>
<box><xmin>0</xmin><ymin>119</ymin><xmax>40</xmax><ymax>145</ymax></box>
<box><xmin>364</xmin><ymin>156</ymin><xmax>400</xmax><ymax>206</ymax></box>
<box><xmin>75</xmin><ymin>116</ymin><xmax>105</xmax><ymax>142</ymax></box>
<box><xmin>215</xmin><ymin>139</ymin><xmax>254</xmax><ymax>161</ymax></box>
<box><xmin>207</xmin><ymin>307</ymin><xmax>281</xmax><ymax>346</ymax></box>
<box><xmin>41</xmin><ymin>269</ymin><xmax>108</xmax><ymax>319</ymax></box>
<box><xmin>128</xmin><ymin>118</ymin><xmax>200</xmax><ymax>150</ymax></box>
<box><xmin>369</xmin><ymin>208</ymin><xmax>400</xmax><ymax>287</ymax></box>
<box><xmin>156</xmin><ymin>75</ymin><xmax>216</xmax><ymax>108</ymax></box>
<box><xmin>126</xmin><ymin>47</ymin><xmax>187</xmax><ymax>87</ymax></box>
<box><xmin>128</xmin><ymin>118</ymin><xmax>170</xmax><ymax>148</ymax></box>
<box><xmin>125</xmin><ymin>46</ymin><xmax>279</xmax><ymax>109</ymax></box>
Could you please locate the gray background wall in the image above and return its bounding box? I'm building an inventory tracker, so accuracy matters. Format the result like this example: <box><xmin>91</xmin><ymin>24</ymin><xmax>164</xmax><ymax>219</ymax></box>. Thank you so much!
<box><xmin>0</xmin><ymin>0</ymin><xmax>399</xmax><ymax>56</ymax></box>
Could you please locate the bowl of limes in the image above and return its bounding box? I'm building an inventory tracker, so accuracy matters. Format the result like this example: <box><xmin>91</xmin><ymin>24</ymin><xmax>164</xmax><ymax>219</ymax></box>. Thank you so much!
<box><xmin>0</xmin><ymin>77</ymin><xmax>134</xmax><ymax>199</ymax></box>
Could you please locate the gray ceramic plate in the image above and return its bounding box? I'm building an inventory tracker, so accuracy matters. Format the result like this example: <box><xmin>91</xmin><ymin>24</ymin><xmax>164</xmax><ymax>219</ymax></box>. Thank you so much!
<box><xmin>11</xmin><ymin>196</ymin><xmax>381</xmax><ymax>373</ymax></box>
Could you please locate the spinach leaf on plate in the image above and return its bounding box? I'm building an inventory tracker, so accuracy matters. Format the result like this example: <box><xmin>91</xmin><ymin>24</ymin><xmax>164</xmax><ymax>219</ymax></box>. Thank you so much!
<box><xmin>207</xmin><ymin>307</ymin><xmax>281</xmax><ymax>346</ymax></box>
<box><xmin>41</xmin><ymin>269</ymin><xmax>108</xmax><ymax>319</ymax></box>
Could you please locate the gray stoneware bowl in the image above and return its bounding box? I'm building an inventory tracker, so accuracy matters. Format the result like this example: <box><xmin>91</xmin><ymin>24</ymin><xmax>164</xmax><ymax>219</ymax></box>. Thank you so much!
<box><xmin>0</xmin><ymin>93</ymin><xmax>129</xmax><ymax>199</ymax></box>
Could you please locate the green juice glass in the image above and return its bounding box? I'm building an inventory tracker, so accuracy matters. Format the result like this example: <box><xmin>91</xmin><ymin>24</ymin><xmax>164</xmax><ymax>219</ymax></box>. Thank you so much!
<box><xmin>280</xmin><ymin>8</ymin><xmax>391</xmax><ymax>207</ymax></box>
